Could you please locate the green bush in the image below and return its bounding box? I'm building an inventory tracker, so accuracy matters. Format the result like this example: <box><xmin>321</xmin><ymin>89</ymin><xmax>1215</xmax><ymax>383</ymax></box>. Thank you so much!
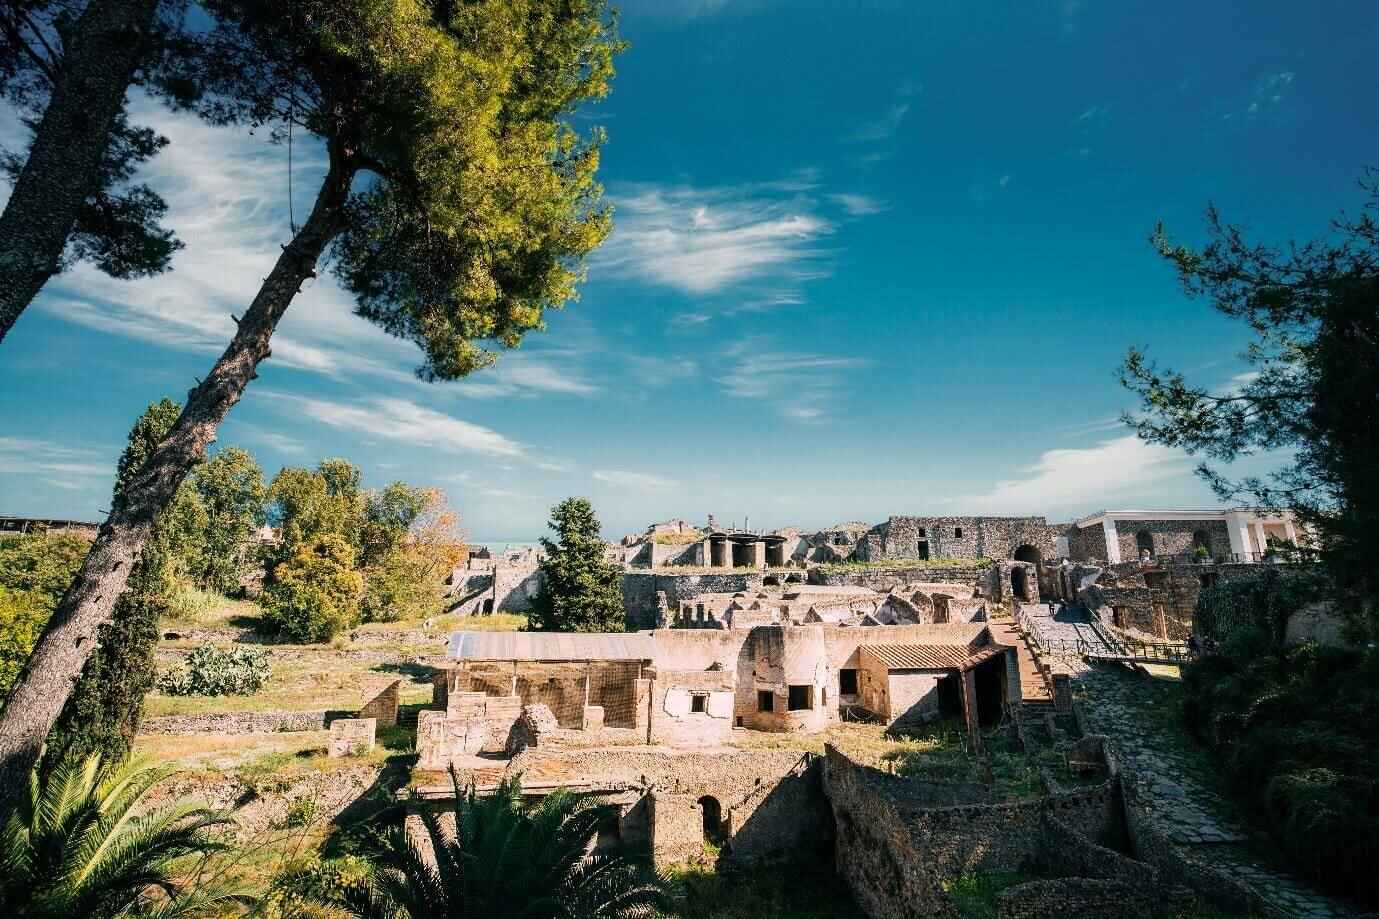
<box><xmin>1182</xmin><ymin>604</ymin><xmax>1379</xmax><ymax>906</ymax></box>
<box><xmin>157</xmin><ymin>643</ymin><xmax>272</xmax><ymax>696</ymax></box>
<box><xmin>360</xmin><ymin>550</ymin><xmax>447</xmax><ymax>623</ymax></box>
<box><xmin>0</xmin><ymin>533</ymin><xmax>89</xmax><ymax>695</ymax></box>
<box><xmin>261</xmin><ymin>535</ymin><xmax>363</xmax><ymax>642</ymax></box>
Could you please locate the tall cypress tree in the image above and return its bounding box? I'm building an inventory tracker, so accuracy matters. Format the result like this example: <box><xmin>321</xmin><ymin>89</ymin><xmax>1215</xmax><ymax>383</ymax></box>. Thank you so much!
<box><xmin>42</xmin><ymin>399</ymin><xmax>182</xmax><ymax>768</ymax></box>
<box><xmin>528</xmin><ymin>498</ymin><xmax>625</xmax><ymax>633</ymax></box>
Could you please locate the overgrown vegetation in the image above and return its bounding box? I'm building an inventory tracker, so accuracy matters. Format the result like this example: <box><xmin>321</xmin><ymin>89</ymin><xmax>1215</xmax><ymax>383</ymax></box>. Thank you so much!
<box><xmin>1181</xmin><ymin>608</ymin><xmax>1379</xmax><ymax>907</ymax></box>
<box><xmin>0</xmin><ymin>755</ymin><xmax>240</xmax><ymax>917</ymax></box>
<box><xmin>0</xmin><ymin>532</ymin><xmax>89</xmax><ymax>694</ymax></box>
<box><xmin>157</xmin><ymin>643</ymin><xmax>272</xmax><ymax>697</ymax></box>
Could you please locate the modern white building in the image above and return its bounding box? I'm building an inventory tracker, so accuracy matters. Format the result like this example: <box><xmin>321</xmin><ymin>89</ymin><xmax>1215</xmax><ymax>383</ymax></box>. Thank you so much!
<box><xmin>1070</xmin><ymin>507</ymin><xmax>1304</xmax><ymax>564</ymax></box>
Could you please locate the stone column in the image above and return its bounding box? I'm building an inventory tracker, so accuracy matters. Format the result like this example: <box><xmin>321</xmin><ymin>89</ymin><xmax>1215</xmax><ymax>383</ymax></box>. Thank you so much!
<box><xmin>1101</xmin><ymin>518</ymin><xmax>1122</xmax><ymax>564</ymax></box>
<box><xmin>751</xmin><ymin>539</ymin><xmax>767</xmax><ymax>569</ymax></box>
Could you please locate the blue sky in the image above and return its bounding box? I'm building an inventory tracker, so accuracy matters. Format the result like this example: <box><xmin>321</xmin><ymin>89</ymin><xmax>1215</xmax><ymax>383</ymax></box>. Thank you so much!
<box><xmin>2</xmin><ymin>0</ymin><xmax>1377</xmax><ymax>541</ymax></box>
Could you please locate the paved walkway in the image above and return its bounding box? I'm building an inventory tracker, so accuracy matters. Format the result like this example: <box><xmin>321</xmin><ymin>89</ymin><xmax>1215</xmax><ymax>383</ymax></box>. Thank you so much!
<box><xmin>1018</xmin><ymin>602</ymin><xmax>1117</xmax><ymax>656</ymax></box>
<box><xmin>988</xmin><ymin>614</ymin><xmax>1052</xmax><ymax>702</ymax></box>
<box><xmin>1074</xmin><ymin>663</ymin><xmax>1356</xmax><ymax>918</ymax></box>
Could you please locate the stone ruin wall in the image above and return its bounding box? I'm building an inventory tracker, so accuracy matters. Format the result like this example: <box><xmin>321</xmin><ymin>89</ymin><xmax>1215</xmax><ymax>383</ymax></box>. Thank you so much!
<box><xmin>1114</xmin><ymin>519</ymin><xmax>1231</xmax><ymax>561</ymax></box>
<box><xmin>622</xmin><ymin>571</ymin><xmax>766</xmax><ymax>630</ymax></box>
<box><xmin>823</xmin><ymin>745</ymin><xmax>1126</xmax><ymax>919</ymax></box>
<box><xmin>855</xmin><ymin>516</ymin><xmax>1061</xmax><ymax>564</ymax></box>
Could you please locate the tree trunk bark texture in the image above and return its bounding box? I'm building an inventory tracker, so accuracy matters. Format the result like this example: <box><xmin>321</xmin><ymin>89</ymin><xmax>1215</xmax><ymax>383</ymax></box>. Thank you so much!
<box><xmin>0</xmin><ymin>156</ymin><xmax>355</xmax><ymax>814</ymax></box>
<box><xmin>0</xmin><ymin>0</ymin><xmax>160</xmax><ymax>345</ymax></box>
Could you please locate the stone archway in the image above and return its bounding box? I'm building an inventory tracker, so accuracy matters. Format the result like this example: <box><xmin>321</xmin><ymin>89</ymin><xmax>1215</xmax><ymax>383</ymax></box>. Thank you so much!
<box><xmin>698</xmin><ymin>795</ymin><xmax>725</xmax><ymax>845</ymax></box>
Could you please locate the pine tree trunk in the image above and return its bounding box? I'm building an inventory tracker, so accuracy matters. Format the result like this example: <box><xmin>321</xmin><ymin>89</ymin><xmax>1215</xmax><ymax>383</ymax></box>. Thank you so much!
<box><xmin>0</xmin><ymin>0</ymin><xmax>161</xmax><ymax>345</ymax></box>
<box><xmin>0</xmin><ymin>155</ymin><xmax>355</xmax><ymax>812</ymax></box>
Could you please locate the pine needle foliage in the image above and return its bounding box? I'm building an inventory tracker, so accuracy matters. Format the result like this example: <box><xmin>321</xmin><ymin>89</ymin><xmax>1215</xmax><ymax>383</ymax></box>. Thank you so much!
<box><xmin>528</xmin><ymin>497</ymin><xmax>625</xmax><ymax>633</ymax></box>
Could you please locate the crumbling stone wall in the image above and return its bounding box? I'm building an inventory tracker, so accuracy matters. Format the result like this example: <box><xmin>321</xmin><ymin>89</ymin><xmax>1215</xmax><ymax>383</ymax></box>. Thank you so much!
<box><xmin>1113</xmin><ymin>519</ymin><xmax>1230</xmax><ymax>561</ymax></box>
<box><xmin>623</xmin><ymin>572</ymin><xmax>765</xmax><ymax>630</ymax></box>
<box><xmin>855</xmin><ymin>517</ymin><xmax>1059</xmax><ymax>564</ymax></box>
<box><xmin>823</xmin><ymin>745</ymin><xmax>1122</xmax><ymax>918</ymax></box>
<box><xmin>808</xmin><ymin>566</ymin><xmax>988</xmax><ymax>593</ymax></box>
<box><xmin>997</xmin><ymin>879</ymin><xmax>1152</xmax><ymax>919</ymax></box>
<box><xmin>1066</xmin><ymin>524</ymin><xmax>1108</xmax><ymax>563</ymax></box>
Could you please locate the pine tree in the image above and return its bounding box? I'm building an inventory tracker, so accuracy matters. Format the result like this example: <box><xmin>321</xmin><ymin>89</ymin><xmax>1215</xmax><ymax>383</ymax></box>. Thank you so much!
<box><xmin>0</xmin><ymin>0</ymin><xmax>621</xmax><ymax>805</ymax></box>
<box><xmin>528</xmin><ymin>498</ymin><xmax>625</xmax><ymax>633</ymax></box>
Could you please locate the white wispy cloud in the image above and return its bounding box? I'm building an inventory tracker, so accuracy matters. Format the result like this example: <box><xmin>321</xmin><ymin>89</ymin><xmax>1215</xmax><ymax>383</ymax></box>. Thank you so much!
<box><xmin>593</xmin><ymin>469</ymin><xmax>679</xmax><ymax>490</ymax></box>
<box><xmin>829</xmin><ymin>193</ymin><xmax>889</xmax><ymax>217</ymax></box>
<box><xmin>962</xmin><ymin>435</ymin><xmax>1196</xmax><ymax>512</ymax></box>
<box><xmin>717</xmin><ymin>343</ymin><xmax>870</xmax><ymax>422</ymax></box>
<box><xmin>596</xmin><ymin>180</ymin><xmax>833</xmax><ymax>294</ymax></box>
<box><xmin>261</xmin><ymin>392</ymin><xmax>527</xmax><ymax>459</ymax></box>
<box><xmin>22</xmin><ymin>96</ymin><xmax>424</xmax><ymax>384</ymax></box>
<box><xmin>0</xmin><ymin>436</ymin><xmax>113</xmax><ymax>479</ymax></box>
<box><xmin>449</xmin><ymin>351</ymin><xmax>600</xmax><ymax>399</ymax></box>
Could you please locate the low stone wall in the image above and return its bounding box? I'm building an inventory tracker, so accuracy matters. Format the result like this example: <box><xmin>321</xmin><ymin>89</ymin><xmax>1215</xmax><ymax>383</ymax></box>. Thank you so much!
<box><xmin>140</xmin><ymin>709</ymin><xmax>347</xmax><ymax>734</ymax></box>
<box><xmin>997</xmin><ymin>879</ymin><xmax>1152</xmax><ymax>919</ymax></box>
<box><xmin>808</xmin><ymin>566</ymin><xmax>988</xmax><ymax>593</ymax></box>
<box><xmin>823</xmin><ymin>745</ymin><xmax>1123</xmax><ymax>919</ymax></box>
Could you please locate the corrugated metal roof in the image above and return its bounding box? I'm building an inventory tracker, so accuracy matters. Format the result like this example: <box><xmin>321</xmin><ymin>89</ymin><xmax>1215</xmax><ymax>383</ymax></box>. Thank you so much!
<box><xmin>860</xmin><ymin>642</ymin><xmax>1007</xmax><ymax>672</ymax></box>
<box><xmin>446</xmin><ymin>631</ymin><xmax>657</xmax><ymax>661</ymax></box>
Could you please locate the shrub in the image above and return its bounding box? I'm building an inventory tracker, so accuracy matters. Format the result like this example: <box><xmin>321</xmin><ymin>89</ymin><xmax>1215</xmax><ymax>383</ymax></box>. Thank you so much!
<box><xmin>360</xmin><ymin>550</ymin><xmax>447</xmax><ymax>623</ymax></box>
<box><xmin>0</xmin><ymin>587</ymin><xmax>50</xmax><ymax>696</ymax></box>
<box><xmin>1183</xmin><ymin>576</ymin><xmax>1379</xmax><ymax>907</ymax></box>
<box><xmin>261</xmin><ymin>534</ymin><xmax>363</xmax><ymax>642</ymax></box>
<box><xmin>158</xmin><ymin>643</ymin><xmax>271</xmax><ymax>696</ymax></box>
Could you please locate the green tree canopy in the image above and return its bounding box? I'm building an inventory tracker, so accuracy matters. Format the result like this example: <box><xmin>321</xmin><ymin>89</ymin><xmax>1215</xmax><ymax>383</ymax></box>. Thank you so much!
<box><xmin>0</xmin><ymin>0</ymin><xmax>187</xmax><ymax>343</ymax></box>
<box><xmin>261</xmin><ymin>534</ymin><xmax>364</xmax><ymax>642</ymax></box>
<box><xmin>1121</xmin><ymin>171</ymin><xmax>1379</xmax><ymax>631</ymax></box>
<box><xmin>184</xmin><ymin>446</ymin><xmax>266</xmax><ymax>593</ymax></box>
<box><xmin>0</xmin><ymin>0</ymin><xmax>622</xmax><ymax>810</ymax></box>
<box><xmin>528</xmin><ymin>497</ymin><xmax>624</xmax><ymax>633</ymax></box>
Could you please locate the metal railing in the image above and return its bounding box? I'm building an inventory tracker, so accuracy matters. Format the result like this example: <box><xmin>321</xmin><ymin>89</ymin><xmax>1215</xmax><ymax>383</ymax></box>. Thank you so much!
<box><xmin>1016</xmin><ymin>604</ymin><xmax>1194</xmax><ymax>665</ymax></box>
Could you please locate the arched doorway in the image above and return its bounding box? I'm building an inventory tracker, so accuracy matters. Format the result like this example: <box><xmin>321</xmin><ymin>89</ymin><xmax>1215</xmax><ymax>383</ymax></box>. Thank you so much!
<box><xmin>1192</xmin><ymin>530</ymin><xmax>1211</xmax><ymax>559</ymax></box>
<box><xmin>1135</xmin><ymin>530</ymin><xmax>1154</xmax><ymax>558</ymax></box>
<box><xmin>1012</xmin><ymin>544</ymin><xmax>1042</xmax><ymax>566</ymax></box>
<box><xmin>1010</xmin><ymin>566</ymin><xmax>1029</xmax><ymax>601</ymax></box>
<box><xmin>698</xmin><ymin>795</ymin><xmax>725</xmax><ymax>845</ymax></box>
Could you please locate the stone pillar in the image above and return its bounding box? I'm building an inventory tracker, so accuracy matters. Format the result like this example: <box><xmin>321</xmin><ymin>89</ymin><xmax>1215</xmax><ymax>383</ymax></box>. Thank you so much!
<box><xmin>1283</xmin><ymin>518</ymin><xmax>1298</xmax><ymax>545</ymax></box>
<box><xmin>1225</xmin><ymin>511</ymin><xmax>1249</xmax><ymax>558</ymax></box>
<box><xmin>751</xmin><ymin>539</ymin><xmax>767</xmax><ymax>569</ymax></box>
<box><xmin>1101</xmin><ymin>518</ymin><xmax>1122</xmax><ymax>564</ymax></box>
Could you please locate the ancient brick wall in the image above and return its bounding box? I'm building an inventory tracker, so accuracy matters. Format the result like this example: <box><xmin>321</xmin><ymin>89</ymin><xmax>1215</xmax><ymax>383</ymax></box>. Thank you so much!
<box><xmin>855</xmin><ymin>517</ymin><xmax>1059</xmax><ymax>564</ymax></box>
<box><xmin>823</xmin><ymin>746</ymin><xmax>1122</xmax><ymax>918</ymax></box>
<box><xmin>1067</xmin><ymin>524</ymin><xmax>1108</xmax><ymax>563</ymax></box>
<box><xmin>807</xmin><ymin>566</ymin><xmax>988</xmax><ymax>593</ymax></box>
<box><xmin>623</xmin><ymin>571</ymin><xmax>765</xmax><ymax>629</ymax></box>
<box><xmin>360</xmin><ymin>679</ymin><xmax>400</xmax><ymax>728</ymax></box>
<box><xmin>647</xmin><ymin>668</ymin><xmax>735</xmax><ymax>746</ymax></box>
<box><xmin>997</xmin><ymin>879</ymin><xmax>1153</xmax><ymax>919</ymax></box>
<box><xmin>1114</xmin><ymin>519</ymin><xmax>1230</xmax><ymax>561</ymax></box>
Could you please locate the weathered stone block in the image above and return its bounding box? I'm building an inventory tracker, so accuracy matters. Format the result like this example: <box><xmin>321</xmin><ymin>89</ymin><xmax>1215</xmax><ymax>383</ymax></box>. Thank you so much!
<box><xmin>329</xmin><ymin>717</ymin><xmax>376</xmax><ymax>758</ymax></box>
<box><xmin>361</xmin><ymin>678</ymin><xmax>401</xmax><ymax>728</ymax></box>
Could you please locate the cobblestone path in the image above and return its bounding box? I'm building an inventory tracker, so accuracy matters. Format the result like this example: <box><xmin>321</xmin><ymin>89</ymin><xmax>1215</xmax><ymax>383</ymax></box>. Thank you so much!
<box><xmin>1074</xmin><ymin>664</ymin><xmax>1356</xmax><ymax>918</ymax></box>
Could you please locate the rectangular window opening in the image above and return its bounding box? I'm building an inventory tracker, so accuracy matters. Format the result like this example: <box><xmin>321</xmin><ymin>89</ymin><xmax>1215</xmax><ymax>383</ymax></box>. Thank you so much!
<box><xmin>757</xmin><ymin>690</ymin><xmax>775</xmax><ymax>712</ymax></box>
<box><xmin>839</xmin><ymin>669</ymin><xmax>859</xmax><ymax>695</ymax></box>
<box><xmin>690</xmin><ymin>693</ymin><xmax>707</xmax><ymax>713</ymax></box>
<box><xmin>788</xmin><ymin>685</ymin><xmax>813</xmax><ymax>711</ymax></box>
<box><xmin>954</xmin><ymin>527</ymin><xmax>963</xmax><ymax>538</ymax></box>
